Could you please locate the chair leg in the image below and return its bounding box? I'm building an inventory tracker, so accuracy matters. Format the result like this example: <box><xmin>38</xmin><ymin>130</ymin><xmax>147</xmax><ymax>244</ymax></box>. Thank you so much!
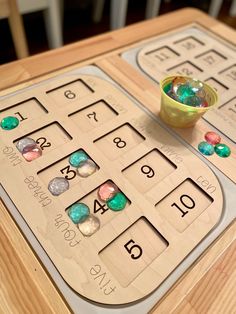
<box><xmin>110</xmin><ymin>0</ymin><xmax>128</xmax><ymax>29</ymax></box>
<box><xmin>92</xmin><ymin>0</ymin><xmax>105</xmax><ymax>23</ymax></box>
<box><xmin>8</xmin><ymin>0</ymin><xmax>29</xmax><ymax>58</ymax></box>
<box><xmin>43</xmin><ymin>0</ymin><xmax>63</xmax><ymax>49</ymax></box>
<box><xmin>230</xmin><ymin>0</ymin><xmax>236</xmax><ymax>16</ymax></box>
<box><xmin>145</xmin><ymin>0</ymin><xmax>161</xmax><ymax>19</ymax></box>
<box><xmin>208</xmin><ymin>0</ymin><xmax>224</xmax><ymax>17</ymax></box>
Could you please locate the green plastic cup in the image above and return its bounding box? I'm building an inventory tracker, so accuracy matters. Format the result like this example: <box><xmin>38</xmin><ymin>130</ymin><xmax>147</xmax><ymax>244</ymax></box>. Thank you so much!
<box><xmin>159</xmin><ymin>76</ymin><xmax>218</xmax><ymax>128</ymax></box>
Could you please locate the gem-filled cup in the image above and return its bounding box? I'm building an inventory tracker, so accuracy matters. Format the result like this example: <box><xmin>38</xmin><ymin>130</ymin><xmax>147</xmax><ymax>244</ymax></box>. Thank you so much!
<box><xmin>160</xmin><ymin>76</ymin><xmax>218</xmax><ymax>128</ymax></box>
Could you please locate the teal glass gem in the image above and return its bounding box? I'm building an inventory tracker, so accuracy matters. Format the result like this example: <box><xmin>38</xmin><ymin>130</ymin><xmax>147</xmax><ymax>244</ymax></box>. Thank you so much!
<box><xmin>176</xmin><ymin>84</ymin><xmax>195</xmax><ymax>103</ymax></box>
<box><xmin>198</xmin><ymin>141</ymin><xmax>214</xmax><ymax>156</ymax></box>
<box><xmin>106</xmin><ymin>192</ymin><xmax>127</xmax><ymax>211</ymax></box>
<box><xmin>68</xmin><ymin>203</ymin><xmax>90</xmax><ymax>224</ymax></box>
<box><xmin>0</xmin><ymin>116</ymin><xmax>19</xmax><ymax>130</ymax></box>
<box><xmin>214</xmin><ymin>143</ymin><xmax>231</xmax><ymax>158</ymax></box>
<box><xmin>183</xmin><ymin>95</ymin><xmax>201</xmax><ymax>107</ymax></box>
<box><xmin>69</xmin><ymin>150</ymin><xmax>88</xmax><ymax>167</ymax></box>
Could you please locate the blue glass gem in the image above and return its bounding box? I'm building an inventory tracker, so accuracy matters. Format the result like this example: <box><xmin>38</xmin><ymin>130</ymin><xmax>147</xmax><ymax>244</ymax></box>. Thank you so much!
<box><xmin>198</xmin><ymin>141</ymin><xmax>214</xmax><ymax>156</ymax></box>
<box><xmin>69</xmin><ymin>150</ymin><xmax>88</xmax><ymax>167</ymax></box>
<box><xmin>68</xmin><ymin>203</ymin><xmax>90</xmax><ymax>224</ymax></box>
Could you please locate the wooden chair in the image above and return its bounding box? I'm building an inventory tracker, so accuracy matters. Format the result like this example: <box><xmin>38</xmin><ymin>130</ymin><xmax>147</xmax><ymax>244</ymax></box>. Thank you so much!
<box><xmin>92</xmin><ymin>0</ymin><xmax>162</xmax><ymax>29</ymax></box>
<box><xmin>0</xmin><ymin>0</ymin><xmax>29</xmax><ymax>59</ymax></box>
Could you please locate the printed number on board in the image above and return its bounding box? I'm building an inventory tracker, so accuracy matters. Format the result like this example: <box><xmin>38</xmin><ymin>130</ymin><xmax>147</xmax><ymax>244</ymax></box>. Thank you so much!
<box><xmin>60</xmin><ymin>165</ymin><xmax>77</xmax><ymax>180</ymax></box>
<box><xmin>94</xmin><ymin>199</ymin><xmax>109</xmax><ymax>215</ymax></box>
<box><xmin>124</xmin><ymin>239</ymin><xmax>143</xmax><ymax>260</ymax></box>
<box><xmin>14</xmin><ymin>111</ymin><xmax>28</xmax><ymax>122</ymax></box>
<box><xmin>36</xmin><ymin>137</ymin><xmax>52</xmax><ymax>150</ymax></box>
<box><xmin>113</xmin><ymin>137</ymin><xmax>126</xmax><ymax>148</ymax></box>
<box><xmin>87</xmin><ymin>111</ymin><xmax>98</xmax><ymax>122</ymax></box>
<box><xmin>171</xmin><ymin>194</ymin><xmax>195</xmax><ymax>217</ymax></box>
<box><xmin>141</xmin><ymin>165</ymin><xmax>155</xmax><ymax>178</ymax></box>
<box><xmin>64</xmin><ymin>90</ymin><xmax>76</xmax><ymax>99</ymax></box>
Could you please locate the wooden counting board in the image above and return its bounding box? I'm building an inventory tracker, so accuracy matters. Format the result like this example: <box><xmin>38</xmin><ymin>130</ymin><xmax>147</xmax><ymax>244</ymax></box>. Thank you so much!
<box><xmin>0</xmin><ymin>8</ymin><xmax>235</xmax><ymax>314</ymax></box>
<box><xmin>122</xmin><ymin>23</ymin><xmax>236</xmax><ymax>184</ymax></box>
<box><xmin>0</xmin><ymin>66</ymin><xmax>223</xmax><ymax>305</ymax></box>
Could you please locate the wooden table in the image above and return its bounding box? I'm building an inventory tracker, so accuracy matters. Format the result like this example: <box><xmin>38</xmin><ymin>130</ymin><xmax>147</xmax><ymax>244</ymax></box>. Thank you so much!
<box><xmin>0</xmin><ymin>8</ymin><xmax>235</xmax><ymax>314</ymax></box>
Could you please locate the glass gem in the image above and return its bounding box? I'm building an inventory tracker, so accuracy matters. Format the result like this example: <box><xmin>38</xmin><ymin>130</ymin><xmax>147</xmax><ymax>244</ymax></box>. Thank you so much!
<box><xmin>77</xmin><ymin>159</ymin><xmax>97</xmax><ymax>177</ymax></box>
<box><xmin>68</xmin><ymin>203</ymin><xmax>90</xmax><ymax>224</ymax></box>
<box><xmin>204</xmin><ymin>132</ymin><xmax>221</xmax><ymax>145</ymax></box>
<box><xmin>22</xmin><ymin>144</ymin><xmax>42</xmax><ymax>161</ymax></box>
<box><xmin>164</xmin><ymin>82</ymin><xmax>172</xmax><ymax>94</ymax></box>
<box><xmin>69</xmin><ymin>150</ymin><xmax>88</xmax><ymax>167</ymax></box>
<box><xmin>176</xmin><ymin>84</ymin><xmax>195</xmax><ymax>103</ymax></box>
<box><xmin>198</xmin><ymin>141</ymin><xmax>214</xmax><ymax>156</ymax></box>
<box><xmin>98</xmin><ymin>181</ymin><xmax>119</xmax><ymax>201</ymax></box>
<box><xmin>198</xmin><ymin>99</ymin><xmax>208</xmax><ymax>107</ymax></box>
<box><xmin>0</xmin><ymin>116</ymin><xmax>19</xmax><ymax>130</ymax></box>
<box><xmin>78</xmin><ymin>215</ymin><xmax>100</xmax><ymax>237</ymax></box>
<box><xmin>183</xmin><ymin>95</ymin><xmax>201</xmax><ymax>107</ymax></box>
<box><xmin>16</xmin><ymin>137</ymin><xmax>36</xmax><ymax>153</ymax></box>
<box><xmin>172</xmin><ymin>76</ymin><xmax>188</xmax><ymax>94</ymax></box>
<box><xmin>189</xmin><ymin>78</ymin><xmax>204</xmax><ymax>93</ymax></box>
<box><xmin>48</xmin><ymin>177</ymin><xmax>69</xmax><ymax>196</ymax></box>
<box><xmin>107</xmin><ymin>192</ymin><xmax>128</xmax><ymax>211</ymax></box>
<box><xmin>214</xmin><ymin>143</ymin><xmax>231</xmax><ymax>158</ymax></box>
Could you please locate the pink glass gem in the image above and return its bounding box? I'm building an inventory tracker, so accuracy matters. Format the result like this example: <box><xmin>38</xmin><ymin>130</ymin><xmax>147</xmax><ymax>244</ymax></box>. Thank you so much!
<box><xmin>204</xmin><ymin>131</ymin><xmax>221</xmax><ymax>145</ymax></box>
<box><xmin>98</xmin><ymin>181</ymin><xmax>119</xmax><ymax>201</ymax></box>
<box><xmin>22</xmin><ymin>144</ymin><xmax>42</xmax><ymax>162</ymax></box>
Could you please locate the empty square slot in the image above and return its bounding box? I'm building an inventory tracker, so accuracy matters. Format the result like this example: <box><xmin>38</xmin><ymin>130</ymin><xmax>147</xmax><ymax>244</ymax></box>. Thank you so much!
<box><xmin>94</xmin><ymin>124</ymin><xmax>145</xmax><ymax>160</ymax></box>
<box><xmin>0</xmin><ymin>98</ymin><xmax>47</xmax><ymax>125</ymax></box>
<box><xmin>145</xmin><ymin>46</ymin><xmax>179</xmax><ymax>64</ymax></box>
<box><xmin>66</xmin><ymin>180</ymin><xmax>130</xmax><ymax>229</ymax></box>
<box><xmin>155</xmin><ymin>179</ymin><xmax>212</xmax><ymax>232</ymax></box>
<box><xmin>14</xmin><ymin>122</ymin><xmax>72</xmax><ymax>156</ymax></box>
<box><xmin>38</xmin><ymin>149</ymin><xmax>99</xmax><ymax>190</ymax></box>
<box><xmin>218</xmin><ymin>97</ymin><xmax>236</xmax><ymax>121</ymax></box>
<box><xmin>219</xmin><ymin>65</ymin><xmax>236</xmax><ymax>84</ymax></box>
<box><xmin>167</xmin><ymin>61</ymin><xmax>203</xmax><ymax>76</ymax></box>
<box><xmin>122</xmin><ymin>149</ymin><xmax>176</xmax><ymax>193</ymax></box>
<box><xmin>174</xmin><ymin>36</ymin><xmax>204</xmax><ymax>51</ymax></box>
<box><xmin>205</xmin><ymin>77</ymin><xmax>228</xmax><ymax>94</ymax></box>
<box><xmin>46</xmin><ymin>79</ymin><xmax>94</xmax><ymax>107</ymax></box>
<box><xmin>99</xmin><ymin>217</ymin><xmax>168</xmax><ymax>287</ymax></box>
<box><xmin>195</xmin><ymin>50</ymin><xmax>227</xmax><ymax>66</ymax></box>
<box><xmin>69</xmin><ymin>100</ymin><xmax>118</xmax><ymax>132</ymax></box>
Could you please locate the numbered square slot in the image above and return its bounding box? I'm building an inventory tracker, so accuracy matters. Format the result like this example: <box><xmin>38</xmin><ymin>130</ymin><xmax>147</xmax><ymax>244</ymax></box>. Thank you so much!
<box><xmin>167</xmin><ymin>61</ymin><xmax>203</xmax><ymax>76</ymax></box>
<box><xmin>0</xmin><ymin>98</ymin><xmax>47</xmax><ymax>126</ymax></box>
<box><xmin>219</xmin><ymin>65</ymin><xmax>236</xmax><ymax>84</ymax></box>
<box><xmin>155</xmin><ymin>179</ymin><xmax>213</xmax><ymax>232</ymax></box>
<box><xmin>122</xmin><ymin>149</ymin><xmax>176</xmax><ymax>193</ymax></box>
<box><xmin>218</xmin><ymin>97</ymin><xmax>236</xmax><ymax>121</ymax></box>
<box><xmin>94</xmin><ymin>123</ymin><xmax>145</xmax><ymax>160</ymax></box>
<box><xmin>46</xmin><ymin>79</ymin><xmax>94</xmax><ymax>107</ymax></box>
<box><xmin>38</xmin><ymin>149</ymin><xmax>99</xmax><ymax>194</ymax></box>
<box><xmin>145</xmin><ymin>46</ymin><xmax>180</xmax><ymax>64</ymax></box>
<box><xmin>195</xmin><ymin>49</ymin><xmax>227</xmax><ymax>67</ymax></box>
<box><xmin>99</xmin><ymin>217</ymin><xmax>168</xmax><ymax>287</ymax></box>
<box><xmin>66</xmin><ymin>180</ymin><xmax>130</xmax><ymax>231</ymax></box>
<box><xmin>173</xmin><ymin>36</ymin><xmax>204</xmax><ymax>51</ymax></box>
<box><xmin>14</xmin><ymin>122</ymin><xmax>72</xmax><ymax>161</ymax></box>
<box><xmin>69</xmin><ymin>100</ymin><xmax>118</xmax><ymax>132</ymax></box>
<box><xmin>204</xmin><ymin>77</ymin><xmax>228</xmax><ymax>94</ymax></box>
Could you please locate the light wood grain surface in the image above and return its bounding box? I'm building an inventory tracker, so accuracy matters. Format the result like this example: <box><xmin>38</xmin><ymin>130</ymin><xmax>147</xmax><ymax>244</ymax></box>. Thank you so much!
<box><xmin>0</xmin><ymin>7</ymin><xmax>235</xmax><ymax>313</ymax></box>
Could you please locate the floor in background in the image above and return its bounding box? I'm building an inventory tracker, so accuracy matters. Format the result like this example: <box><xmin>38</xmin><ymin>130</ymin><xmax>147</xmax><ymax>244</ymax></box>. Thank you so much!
<box><xmin>0</xmin><ymin>0</ymin><xmax>235</xmax><ymax>65</ymax></box>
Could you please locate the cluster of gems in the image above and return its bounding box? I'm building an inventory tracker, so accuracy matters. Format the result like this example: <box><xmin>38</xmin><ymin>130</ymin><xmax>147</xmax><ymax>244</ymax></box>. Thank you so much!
<box><xmin>67</xmin><ymin>182</ymin><xmax>128</xmax><ymax>237</ymax></box>
<box><xmin>48</xmin><ymin>150</ymin><xmax>98</xmax><ymax>196</ymax></box>
<box><xmin>164</xmin><ymin>76</ymin><xmax>209</xmax><ymax>107</ymax></box>
<box><xmin>198</xmin><ymin>131</ymin><xmax>231</xmax><ymax>158</ymax></box>
<box><xmin>16</xmin><ymin>137</ymin><xmax>42</xmax><ymax>161</ymax></box>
